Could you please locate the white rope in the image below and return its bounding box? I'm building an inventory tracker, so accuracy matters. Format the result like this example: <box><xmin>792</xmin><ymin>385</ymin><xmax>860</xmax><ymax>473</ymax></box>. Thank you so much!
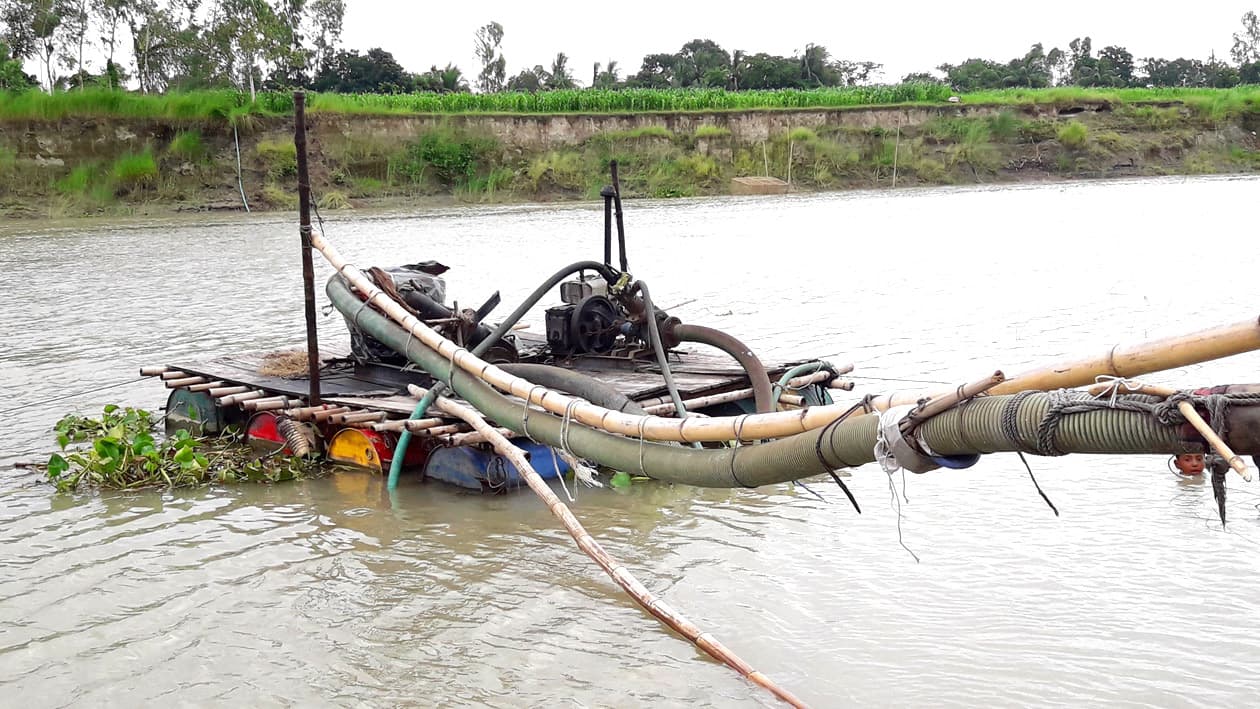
<box><xmin>1092</xmin><ymin>374</ymin><xmax>1145</xmax><ymax>407</ymax></box>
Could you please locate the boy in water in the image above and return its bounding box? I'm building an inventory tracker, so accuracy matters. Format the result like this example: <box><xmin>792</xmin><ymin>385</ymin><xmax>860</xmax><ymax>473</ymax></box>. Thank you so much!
<box><xmin>1172</xmin><ymin>452</ymin><xmax>1205</xmax><ymax>476</ymax></box>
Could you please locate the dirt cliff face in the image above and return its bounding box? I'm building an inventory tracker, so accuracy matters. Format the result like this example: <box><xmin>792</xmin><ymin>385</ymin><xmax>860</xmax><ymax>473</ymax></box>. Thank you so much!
<box><xmin>1</xmin><ymin>102</ymin><xmax>1257</xmax><ymax>219</ymax></box>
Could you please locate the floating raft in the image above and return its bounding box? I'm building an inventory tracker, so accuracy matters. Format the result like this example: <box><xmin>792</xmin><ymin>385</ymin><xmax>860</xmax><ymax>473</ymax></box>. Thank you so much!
<box><xmin>144</xmin><ymin>339</ymin><xmax>845</xmax><ymax>491</ymax></box>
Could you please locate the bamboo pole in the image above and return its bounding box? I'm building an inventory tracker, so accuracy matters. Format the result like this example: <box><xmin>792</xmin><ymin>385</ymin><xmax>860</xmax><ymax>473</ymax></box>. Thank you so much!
<box><xmin>311</xmin><ymin>406</ymin><xmax>352</xmax><ymax>422</ymax></box>
<box><xmin>1087</xmin><ymin>380</ymin><xmax>1252</xmax><ymax>481</ymax></box>
<box><xmin>242</xmin><ymin>395</ymin><xmax>298</xmax><ymax>411</ymax></box>
<box><xmin>164</xmin><ymin>376</ymin><xmax>207</xmax><ymax>389</ymax></box>
<box><xmin>286</xmin><ymin>404</ymin><xmax>343</xmax><ymax>421</ymax></box>
<box><xmin>644</xmin><ymin>388</ymin><xmax>805</xmax><ymax>416</ymax></box>
<box><xmin>412</xmin><ymin>422</ymin><xmax>470</xmax><ymax>436</ymax></box>
<box><xmin>866</xmin><ymin>316</ymin><xmax>1260</xmax><ymax>412</ymax></box>
<box><xmin>785</xmin><ymin>371</ymin><xmax>833</xmax><ymax>389</ymax></box>
<box><xmin>372</xmin><ymin>417</ymin><xmax>446</xmax><ymax>433</ymax></box>
<box><xmin>829</xmin><ymin>379</ymin><xmax>856</xmax><ymax>391</ymax></box>
<box><xmin>249</xmin><ymin>398</ymin><xmax>305</xmax><ymax>412</ymax></box>
<box><xmin>312</xmin><ymin>231</ymin><xmax>1260</xmax><ymax>444</ymax></box>
<box><xmin>208</xmin><ymin>385</ymin><xmax>250</xmax><ymax>398</ymax></box>
<box><xmin>900</xmin><ymin>371</ymin><xmax>1005</xmax><ymax>434</ymax></box>
<box><xmin>327</xmin><ymin>411</ymin><xmax>387</xmax><ymax>426</ymax></box>
<box><xmin>429</xmin><ymin>395</ymin><xmax>808</xmax><ymax>709</ymax></box>
<box><xmin>159</xmin><ymin>370</ymin><xmax>190</xmax><ymax>380</ymax></box>
<box><xmin>217</xmin><ymin>390</ymin><xmax>265</xmax><ymax>407</ymax></box>
<box><xmin>187</xmin><ymin>380</ymin><xmax>226</xmax><ymax>392</ymax></box>
<box><xmin>139</xmin><ymin>366</ymin><xmax>168</xmax><ymax>377</ymax></box>
<box><xmin>444</xmin><ymin>428</ymin><xmax>518</xmax><ymax>446</ymax></box>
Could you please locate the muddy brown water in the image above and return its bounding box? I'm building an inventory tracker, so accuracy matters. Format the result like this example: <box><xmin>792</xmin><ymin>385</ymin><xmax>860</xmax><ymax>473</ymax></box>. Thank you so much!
<box><xmin>3</xmin><ymin>177</ymin><xmax>1260</xmax><ymax>707</ymax></box>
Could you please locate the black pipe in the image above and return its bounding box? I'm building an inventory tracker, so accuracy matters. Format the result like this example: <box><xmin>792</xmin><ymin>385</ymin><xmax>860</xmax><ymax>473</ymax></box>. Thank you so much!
<box><xmin>293</xmin><ymin>91</ymin><xmax>321</xmax><ymax>406</ymax></box>
<box><xmin>601</xmin><ymin>185</ymin><xmax>615</xmax><ymax>268</ymax></box>
<box><xmin>401</xmin><ymin>289</ymin><xmax>496</xmax><ymax>349</ymax></box>
<box><xmin>610</xmin><ymin>160</ymin><xmax>628</xmax><ymax>272</ymax></box>
<box><xmin>673</xmin><ymin>323</ymin><xmax>775</xmax><ymax>414</ymax></box>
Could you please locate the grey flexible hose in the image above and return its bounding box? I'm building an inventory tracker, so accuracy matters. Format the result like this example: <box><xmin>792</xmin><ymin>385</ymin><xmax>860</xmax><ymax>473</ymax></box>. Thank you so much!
<box><xmin>636</xmin><ymin>281</ymin><xmax>691</xmax><ymax>423</ymax></box>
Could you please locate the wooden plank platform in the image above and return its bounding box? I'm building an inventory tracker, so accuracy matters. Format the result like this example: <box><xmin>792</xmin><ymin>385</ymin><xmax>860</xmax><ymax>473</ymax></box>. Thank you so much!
<box><xmin>158</xmin><ymin>344</ymin><xmax>809</xmax><ymax>418</ymax></box>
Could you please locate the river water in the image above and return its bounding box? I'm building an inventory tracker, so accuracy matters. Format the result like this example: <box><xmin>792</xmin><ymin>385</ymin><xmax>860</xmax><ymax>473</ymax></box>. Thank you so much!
<box><xmin>3</xmin><ymin>176</ymin><xmax>1260</xmax><ymax>707</ymax></box>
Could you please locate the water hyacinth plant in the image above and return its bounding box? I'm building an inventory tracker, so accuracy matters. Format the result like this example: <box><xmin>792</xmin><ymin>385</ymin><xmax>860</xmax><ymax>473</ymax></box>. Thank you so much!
<box><xmin>46</xmin><ymin>405</ymin><xmax>316</xmax><ymax>492</ymax></box>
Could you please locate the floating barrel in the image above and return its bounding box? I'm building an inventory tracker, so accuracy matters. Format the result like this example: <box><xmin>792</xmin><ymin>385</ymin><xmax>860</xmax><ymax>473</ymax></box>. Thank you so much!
<box><xmin>245</xmin><ymin>412</ymin><xmax>318</xmax><ymax>456</ymax></box>
<box><xmin>166</xmin><ymin>388</ymin><xmax>236</xmax><ymax>436</ymax></box>
<box><xmin>422</xmin><ymin>441</ymin><xmax>569</xmax><ymax>492</ymax></box>
<box><xmin>327</xmin><ymin>427</ymin><xmax>433</xmax><ymax>473</ymax></box>
<box><xmin>246</xmin><ymin>411</ymin><xmax>288</xmax><ymax>453</ymax></box>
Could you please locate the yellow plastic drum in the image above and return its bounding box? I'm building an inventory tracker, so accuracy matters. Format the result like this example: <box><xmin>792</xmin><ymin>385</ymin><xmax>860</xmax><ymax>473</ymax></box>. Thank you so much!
<box><xmin>328</xmin><ymin>428</ymin><xmax>387</xmax><ymax>472</ymax></box>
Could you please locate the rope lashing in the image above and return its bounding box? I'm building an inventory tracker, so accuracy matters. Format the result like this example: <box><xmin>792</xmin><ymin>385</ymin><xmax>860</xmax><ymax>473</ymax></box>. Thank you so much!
<box><xmin>1000</xmin><ymin>389</ymin><xmax>1260</xmax><ymax>458</ymax></box>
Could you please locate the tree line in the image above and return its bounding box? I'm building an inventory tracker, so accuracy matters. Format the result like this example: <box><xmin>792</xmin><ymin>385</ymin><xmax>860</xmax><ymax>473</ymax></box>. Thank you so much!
<box><xmin>0</xmin><ymin>0</ymin><xmax>346</xmax><ymax>94</ymax></box>
<box><xmin>3</xmin><ymin>5</ymin><xmax>1260</xmax><ymax>95</ymax></box>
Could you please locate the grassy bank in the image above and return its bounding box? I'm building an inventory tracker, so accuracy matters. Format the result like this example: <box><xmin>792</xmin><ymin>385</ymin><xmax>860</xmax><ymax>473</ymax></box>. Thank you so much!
<box><xmin>1</xmin><ymin>93</ymin><xmax>1258</xmax><ymax>218</ymax></box>
<box><xmin>2</xmin><ymin>85</ymin><xmax>1260</xmax><ymax>121</ymax></box>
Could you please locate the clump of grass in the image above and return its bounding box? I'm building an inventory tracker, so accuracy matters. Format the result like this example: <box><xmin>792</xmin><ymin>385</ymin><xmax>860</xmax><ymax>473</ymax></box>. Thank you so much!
<box><xmin>1229</xmin><ymin>147</ymin><xmax>1260</xmax><ymax>167</ymax></box>
<box><xmin>912</xmin><ymin>156</ymin><xmax>948</xmax><ymax>181</ymax></box>
<box><xmin>56</xmin><ymin>164</ymin><xmax>95</xmax><ymax>195</ymax></box>
<box><xmin>694</xmin><ymin>125</ymin><xmax>731</xmax><ymax>139</ymax></box>
<box><xmin>924</xmin><ymin>116</ymin><xmax>992</xmax><ymax>145</ymax></box>
<box><xmin>598</xmin><ymin>125</ymin><xmax>674</xmax><ymax>142</ymax></box>
<box><xmin>316</xmin><ymin>190</ymin><xmax>351</xmax><ymax>210</ymax></box>
<box><xmin>786</xmin><ymin>126</ymin><xmax>819</xmax><ymax>142</ymax></box>
<box><xmin>392</xmin><ymin>128</ymin><xmax>498</xmax><ymax>186</ymax></box>
<box><xmin>168</xmin><ymin>130</ymin><xmax>206</xmax><ymax>161</ymax></box>
<box><xmin>1122</xmin><ymin>105</ymin><xmax>1182</xmax><ymax>130</ymax></box>
<box><xmin>1094</xmin><ymin>130</ymin><xmax>1136</xmax><ymax>153</ymax></box>
<box><xmin>262</xmin><ymin>183</ymin><xmax>297</xmax><ymax>209</ymax></box>
<box><xmin>256</xmin><ymin>139</ymin><xmax>298</xmax><ymax>180</ymax></box>
<box><xmin>112</xmin><ymin>151</ymin><xmax>158</xmax><ymax>186</ymax></box>
<box><xmin>526</xmin><ymin>151</ymin><xmax>587</xmax><ymax>191</ymax></box>
<box><xmin>350</xmin><ymin>176</ymin><xmax>385</xmax><ymax>194</ymax></box>
<box><xmin>463</xmin><ymin>166</ymin><xmax>515</xmax><ymax>198</ymax></box>
<box><xmin>0</xmin><ymin>146</ymin><xmax>15</xmax><ymax>172</ymax></box>
<box><xmin>1018</xmin><ymin>120</ymin><xmax>1058</xmax><ymax>143</ymax></box>
<box><xmin>88</xmin><ymin>182</ymin><xmax>116</xmax><ymax>202</ymax></box>
<box><xmin>1057</xmin><ymin>121</ymin><xmax>1090</xmax><ymax>149</ymax></box>
<box><xmin>644</xmin><ymin>153</ymin><xmax>720</xmax><ymax>197</ymax></box>
<box><xmin>987</xmin><ymin>111</ymin><xmax>1021</xmax><ymax>140</ymax></box>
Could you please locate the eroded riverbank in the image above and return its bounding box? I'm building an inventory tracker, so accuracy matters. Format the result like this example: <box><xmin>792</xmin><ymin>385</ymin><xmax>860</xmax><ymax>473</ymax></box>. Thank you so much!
<box><xmin>2</xmin><ymin>100</ymin><xmax>1258</xmax><ymax>219</ymax></box>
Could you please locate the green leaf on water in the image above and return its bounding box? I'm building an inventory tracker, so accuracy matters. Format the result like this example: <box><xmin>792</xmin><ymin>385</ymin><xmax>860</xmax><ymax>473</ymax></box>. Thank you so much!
<box><xmin>173</xmin><ymin>446</ymin><xmax>195</xmax><ymax>466</ymax></box>
<box><xmin>610</xmin><ymin>471</ymin><xmax>632</xmax><ymax>488</ymax></box>
<box><xmin>94</xmin><ymin>438</ymin><xmax>122</xmax><ymax>462</ymax></box>
<box><xmin>103</xmin><ymin>404</ymin><xmax>118</xmax><ymax>414</ymax></box>
<box><xmin>56</xmin><ymin>432</ymin><xmax>70</xmax><ymax>450</ymax></box>
<box><xmin>47</xmin><ymin>453</ymin><xmax>68</xmax><ymax>478</ymax></box>
<box><xmin>133</xmin><ymin>432</ymin><xmax>156</xmax><ymax>456</ymax></box>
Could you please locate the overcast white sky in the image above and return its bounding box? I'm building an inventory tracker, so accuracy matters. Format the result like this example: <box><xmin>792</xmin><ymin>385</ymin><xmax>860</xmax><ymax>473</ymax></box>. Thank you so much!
<box><xmin>343</xmin><ymin>1</ymin><xmax>1257</xmax><ymax>85</ymax></box>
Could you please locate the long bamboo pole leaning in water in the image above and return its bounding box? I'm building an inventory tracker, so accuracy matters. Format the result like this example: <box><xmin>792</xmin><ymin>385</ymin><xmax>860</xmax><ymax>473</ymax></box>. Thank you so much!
<box><xmin>293</xmin><ymin>91</ymin><xmax>321</xmax><ymax>406</ymax></box>
<box><xmin>309</xmin><ymin>227</ymin><xmax>1260</xmax><ymax>444</ymax></box>
<box><xmin>427</xmin><ymin>393</ymin><xmax>809</xmax><ymax>709</ymax></box>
